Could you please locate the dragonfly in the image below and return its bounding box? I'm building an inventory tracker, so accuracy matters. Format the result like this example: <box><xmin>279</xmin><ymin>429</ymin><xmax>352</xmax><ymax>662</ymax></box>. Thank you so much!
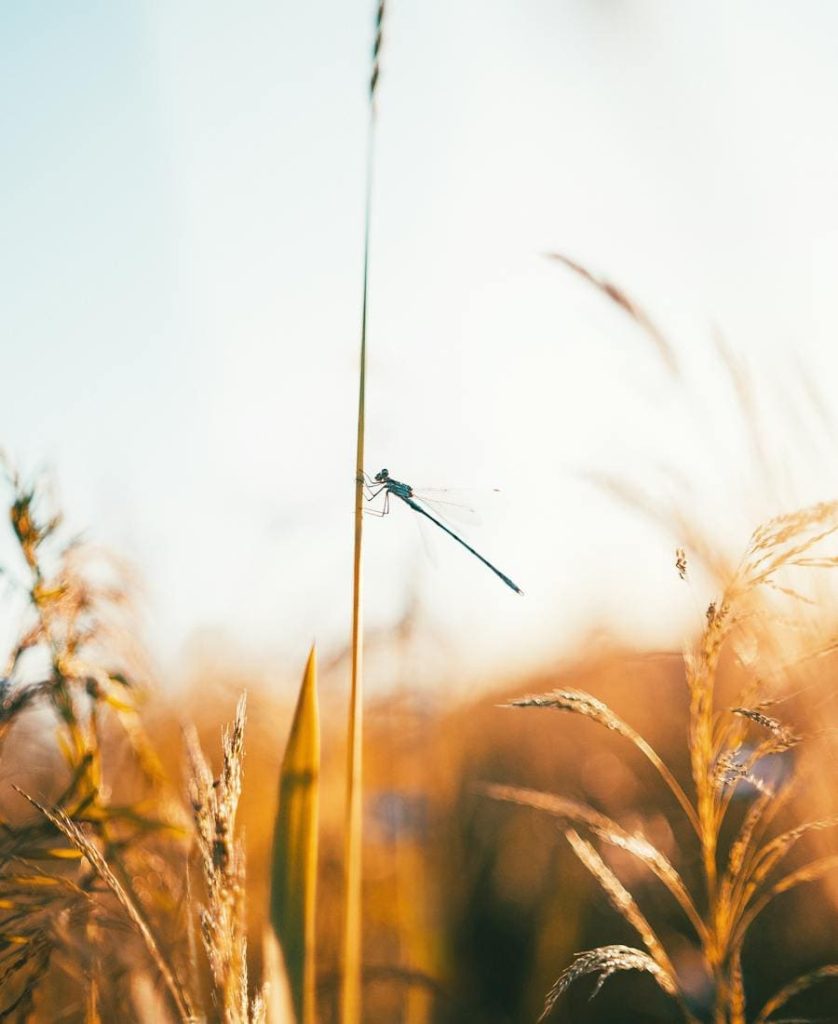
<box><xmin>363</xmin><ymin>468</ymin><xmax>523</xmax><ymax>594</ymax></box>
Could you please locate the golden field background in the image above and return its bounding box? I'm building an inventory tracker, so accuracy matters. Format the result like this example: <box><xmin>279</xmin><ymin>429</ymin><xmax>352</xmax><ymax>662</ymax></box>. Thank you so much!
<box><xmin>3</xmin><ymin>480</ymin><xmax>838</xmax><ymax>1023</ymax></box>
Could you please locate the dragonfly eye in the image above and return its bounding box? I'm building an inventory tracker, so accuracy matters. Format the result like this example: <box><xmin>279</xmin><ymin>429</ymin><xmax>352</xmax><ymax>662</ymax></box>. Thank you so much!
<box><xmin>375</xmin><ymin>468</ymin><xmax>388</xmax><ymax>482</ymax></box>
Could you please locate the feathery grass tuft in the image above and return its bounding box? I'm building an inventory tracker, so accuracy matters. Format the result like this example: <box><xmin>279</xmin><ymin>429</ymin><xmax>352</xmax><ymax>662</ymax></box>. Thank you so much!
<box><xmin>185</xmin><ymin>695</ymin><xmax>267</xmax><ymax>1023</ymax></box>
<box><xmin>17</xmin><ymin>790</ymin><xmax>194</xmax><ymax>1023</ymax></box>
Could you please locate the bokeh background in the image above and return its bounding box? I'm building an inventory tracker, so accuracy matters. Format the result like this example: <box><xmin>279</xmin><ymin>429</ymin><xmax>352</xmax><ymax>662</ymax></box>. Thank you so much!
<box><xmin>3</xmin><ymin>3</ymin><xmax>838</xmax><ymax>1022</ymax></box>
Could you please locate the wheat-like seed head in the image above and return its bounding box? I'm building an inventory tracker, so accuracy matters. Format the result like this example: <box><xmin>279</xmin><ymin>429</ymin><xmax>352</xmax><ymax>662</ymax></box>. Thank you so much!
<box><xmin>539</xmin><ymin>944</ymin><xmax>678</xmax><ymax>1021</ymax></box>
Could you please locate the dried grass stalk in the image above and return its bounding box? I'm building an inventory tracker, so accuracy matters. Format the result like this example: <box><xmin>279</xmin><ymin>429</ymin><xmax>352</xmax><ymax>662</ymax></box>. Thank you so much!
<box><xmin>17</xmin><ymin>790</ymin><xmax>194</xmax><ymax>1023</ymax></box>
<box><xmin>755</xmin><ymin>965</ymin><xmax>838</xmax><ymax>1024</ymax></box>
<box><xmin>737</xmin><ymin>854</ymin><xmax>838</xmax><ymax>943</ymax></box>
<box><xmin>185</xmin><ymin>695</ymin><xmax>255</xmax><ymax>1023</ymax></box>
<box><xmin>547</xmin><ymin>252</ymin><xmax>680</xmax><ymax>376</ymax></box>
<box><xmin>482</xmin><ymin>783</ymin><xmax>705</xmax><ymax>940</ymax></box>
<box><xmin>506</xmin><ymin>691</ymin><xmax>699</xmax><ymax>832</ymax></box>
<box><xmin>564</xmin><ymin>829</ymin><xmax>676</xmax><ymax>983</ymax></box>
<box><xmin>725</xmin><ymin>948</ymin><xmax>746</xmax><ymax>1024</ymax></box>
<box><xmin>731</xmin><ymin>707</ymin><xmax>801</xmax><ymax>751</ymax></box>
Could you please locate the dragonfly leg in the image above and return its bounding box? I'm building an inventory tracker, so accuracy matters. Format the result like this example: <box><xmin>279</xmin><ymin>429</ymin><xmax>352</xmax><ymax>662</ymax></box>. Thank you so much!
<box><xmin>365</xmin><ymin>495</ymin><xmax>391</xmax><ymax>516</ymax></box>
<box><xmin>362</xmin><ymin>482</ymin><xmax>390</xmax><ymax>517</ymax></box>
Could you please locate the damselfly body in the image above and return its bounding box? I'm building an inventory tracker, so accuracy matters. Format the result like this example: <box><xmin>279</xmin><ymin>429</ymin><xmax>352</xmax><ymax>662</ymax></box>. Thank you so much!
<box><xmin>363</xmin><ymin>468</ymin><xmax>523</xmax><ymax>594</ymax></box>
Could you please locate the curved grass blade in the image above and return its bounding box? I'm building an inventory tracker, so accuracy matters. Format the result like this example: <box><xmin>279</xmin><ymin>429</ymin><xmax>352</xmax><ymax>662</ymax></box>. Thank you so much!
<box><xmin>262</xmin><ymin>927</ymin><xmax>298</xmax><ymax>1024</ymax></box>
<box><xmin>270</xmin><ymin>646</ymin><xmax>320</xmax><ymax>1024</ymax></box>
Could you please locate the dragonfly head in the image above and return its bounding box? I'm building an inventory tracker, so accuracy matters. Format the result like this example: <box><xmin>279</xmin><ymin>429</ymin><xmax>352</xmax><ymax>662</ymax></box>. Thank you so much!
<box><xmin>374</xmin><ymin>468</ymin><xmax>390</xmax><ymax>483</ymax></box>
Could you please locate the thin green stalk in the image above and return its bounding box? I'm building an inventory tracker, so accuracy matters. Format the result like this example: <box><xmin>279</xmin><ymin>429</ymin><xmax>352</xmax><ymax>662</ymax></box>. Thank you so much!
<box><xmin>342</xmin><ymin>6</ymin><xmax>384</xmax><ymax>1024</ymax></box>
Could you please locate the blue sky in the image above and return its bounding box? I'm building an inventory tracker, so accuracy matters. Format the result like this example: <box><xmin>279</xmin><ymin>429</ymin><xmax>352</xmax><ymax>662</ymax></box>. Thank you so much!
<box><xmin>3</xmin><ymin>2</ymin><xmax>838</xmax><ymax>686</ymax></box>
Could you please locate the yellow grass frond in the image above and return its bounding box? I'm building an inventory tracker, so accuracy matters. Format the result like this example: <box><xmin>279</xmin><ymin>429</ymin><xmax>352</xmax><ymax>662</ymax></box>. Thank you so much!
<box><xmin>483</xmin><ymin>783</ymin><xmax>706</xmax><ymax>941</ymax></box>
<box><xmin>507</xmin><ymin>691</ymin><xmax>700</xmax><ymax>833</ymax></box>
<box><xmin>733</xmin><ymin>853</ymin><xmax>838</xmax><ymax>953</ymax></box>
<box><xmin>564</xmin><ymin>828</ymin><xmax>676</xmax><ymax>982</ymax></box>
<box><xmin>732</xmin><ymin>814</ymin><xmax>838</xmax><ymax>925</ymax></box>
<box><xmin>754</xmin><ymin>964</ymin><xmax>838</xmax><ymax>1024</ymax></box>
<box><xmin>17</xmin><ymin>791</ymin><xmax>194</xmax><ymax>1023</ymax></box>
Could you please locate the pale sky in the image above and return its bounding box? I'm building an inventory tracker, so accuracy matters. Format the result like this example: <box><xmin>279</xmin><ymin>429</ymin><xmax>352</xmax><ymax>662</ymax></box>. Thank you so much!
<box><xmin>3</xmin><ymin>2</ymin><xmax>838</xmax><ymax>690</ymax></box>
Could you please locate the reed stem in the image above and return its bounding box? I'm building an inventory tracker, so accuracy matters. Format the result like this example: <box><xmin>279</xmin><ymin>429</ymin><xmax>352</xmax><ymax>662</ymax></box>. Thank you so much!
<box><xmin>341</xmin><ymin>6</ymin><xmax>384</xmax><ymax>1023</ymax></box>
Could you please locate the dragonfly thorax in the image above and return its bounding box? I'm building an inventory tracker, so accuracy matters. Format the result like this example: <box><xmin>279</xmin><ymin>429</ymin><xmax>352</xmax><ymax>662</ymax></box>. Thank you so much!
<box><xmin>374</xmin><ymin>468</ymin><xmax>413</xmax><ymax>498</ymax></box>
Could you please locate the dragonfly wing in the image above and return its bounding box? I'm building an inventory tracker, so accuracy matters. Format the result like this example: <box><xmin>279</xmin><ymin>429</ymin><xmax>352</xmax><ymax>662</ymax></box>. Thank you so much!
<box><xmin>410</xmin><ymin>491</ymin><xmax>482</xmax><ymax>528</ymax></box>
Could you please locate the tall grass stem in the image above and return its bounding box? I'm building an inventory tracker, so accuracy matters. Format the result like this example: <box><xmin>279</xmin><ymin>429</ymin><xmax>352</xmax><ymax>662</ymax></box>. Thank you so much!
<box><xmin>342</xmin><ymin>5</ymin><xmax>385</xmax><ymax>1023</ymax></box>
